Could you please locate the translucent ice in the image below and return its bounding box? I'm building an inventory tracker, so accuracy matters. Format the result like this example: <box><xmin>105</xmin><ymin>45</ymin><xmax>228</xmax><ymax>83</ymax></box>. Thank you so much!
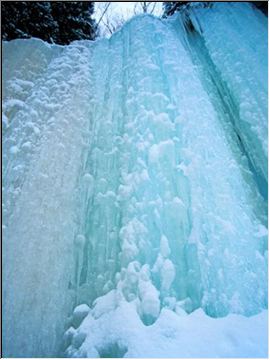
<box><xmin>2</xmin><ymin>2</ymin><xmax>267</xmax><ymax>357</ymax></box>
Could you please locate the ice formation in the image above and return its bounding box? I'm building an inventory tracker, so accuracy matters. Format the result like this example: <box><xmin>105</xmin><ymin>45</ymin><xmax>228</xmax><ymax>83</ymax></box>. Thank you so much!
<box><xmin>2</xmin><ymin>2</ymin><xmax>268</xmax><ymax>358</ymax></box>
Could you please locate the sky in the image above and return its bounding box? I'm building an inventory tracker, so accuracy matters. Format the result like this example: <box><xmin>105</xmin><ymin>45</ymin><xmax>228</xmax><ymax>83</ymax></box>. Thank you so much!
<box><xmin>113</xmin><ymin>2</ymin><xmax>163</xmax><ymax>18</ymax></box>
<box><xmin>94</xmin><ymin>2</ymin><xmax>164</xmax><ymax>36</ymax></box>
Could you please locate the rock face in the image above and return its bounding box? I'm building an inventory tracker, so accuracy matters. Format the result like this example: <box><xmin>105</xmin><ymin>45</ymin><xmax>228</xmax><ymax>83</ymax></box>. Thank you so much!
<box><xmin>2</xmin><ymin>2</ymin><xmax>267</xmax><ymax>357</ymax></box>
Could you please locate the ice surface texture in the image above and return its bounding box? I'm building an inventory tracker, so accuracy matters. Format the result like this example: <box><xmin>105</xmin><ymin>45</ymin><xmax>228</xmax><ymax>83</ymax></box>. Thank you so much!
<box><xmin>2</xmin><ymin>2</ymin><xmax>267</xmax><ymax>357</ymax></box>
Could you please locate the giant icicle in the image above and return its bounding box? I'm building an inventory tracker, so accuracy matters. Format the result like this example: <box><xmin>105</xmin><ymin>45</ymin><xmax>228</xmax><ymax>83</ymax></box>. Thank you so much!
<box><xmin>2</xmin><ymin>3</ymin><xmax>267</xmax><ymax>358</ymax></box>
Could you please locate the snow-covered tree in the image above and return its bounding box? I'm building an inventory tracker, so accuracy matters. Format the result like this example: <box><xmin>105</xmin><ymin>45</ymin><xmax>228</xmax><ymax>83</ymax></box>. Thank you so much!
<box><xmin>1</xmin><ymin>1</ymin><xmax>97</xmax><ymax>44</ymax></box>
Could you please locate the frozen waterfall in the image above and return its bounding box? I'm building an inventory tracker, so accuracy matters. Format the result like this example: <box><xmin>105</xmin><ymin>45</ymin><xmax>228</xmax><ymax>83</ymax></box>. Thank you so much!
<box><xmin>2</xmin><ymin>2</ymin><xmax>268</xmax><ymax>358</ymax></box>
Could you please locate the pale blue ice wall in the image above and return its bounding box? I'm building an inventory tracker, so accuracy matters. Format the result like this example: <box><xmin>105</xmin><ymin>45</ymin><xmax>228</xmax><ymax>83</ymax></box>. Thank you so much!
<box><xmin>188</xmin><ymin>2</ymin><xmax>268</xmax><ymax>196</ymax></box>
<box><xmin>2</xmin><ymin>2</ymin><xmax>267</xmax><ymax>357</ymax></box>
<box><xmin>2</xmin><ymin>39</ymin><xmax>96</xmax><ymax>356</ymax></box>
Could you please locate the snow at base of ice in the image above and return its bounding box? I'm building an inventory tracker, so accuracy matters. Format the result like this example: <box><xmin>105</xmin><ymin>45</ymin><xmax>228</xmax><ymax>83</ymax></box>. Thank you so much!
<box><xmin>66</xmin><ymin>299</ymin><xmax>268</xmax><ymax>358</ymax></box>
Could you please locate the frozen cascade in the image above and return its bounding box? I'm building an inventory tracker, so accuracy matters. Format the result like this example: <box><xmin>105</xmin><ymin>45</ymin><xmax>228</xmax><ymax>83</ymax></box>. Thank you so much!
<box><xmin>2</xmin><ymin>3</ymin><xmax>267</xmax><ymax>358</ymax></box>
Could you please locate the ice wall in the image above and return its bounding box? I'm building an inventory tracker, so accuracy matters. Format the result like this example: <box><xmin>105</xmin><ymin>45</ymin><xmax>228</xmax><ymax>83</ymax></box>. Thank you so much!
<box><xmin>188</xmin><ymin>2</ymin><xmax>268</xmax><ymax>197</ymax></box>
<box><xmin>2</xmin><ymin>2</ymin><xmax>267</xmax><ymax>357</ymax></box>
<box><xmin>2</xmin><ymin>39</ymin><xmax>95</xmax><ymax>357</ymax></box>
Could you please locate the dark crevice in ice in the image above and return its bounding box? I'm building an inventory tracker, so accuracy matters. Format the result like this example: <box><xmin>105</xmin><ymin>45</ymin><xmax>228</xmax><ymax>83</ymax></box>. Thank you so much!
<box><xmin>180</xmin><ymin>14</ymin><xmax>268</xmax><ymax>203</ymax></box>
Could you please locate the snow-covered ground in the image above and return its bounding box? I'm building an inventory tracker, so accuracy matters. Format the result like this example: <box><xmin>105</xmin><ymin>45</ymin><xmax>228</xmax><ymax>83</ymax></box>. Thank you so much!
<box><xmin>2</xmin><ymin>2</ymin><xmax>268</xmax><ymax>358</ymax></box>
<box><xmin>66</xmin><ymin>300</ymin><xmax>268</xmax><ymax>358</ymax></box>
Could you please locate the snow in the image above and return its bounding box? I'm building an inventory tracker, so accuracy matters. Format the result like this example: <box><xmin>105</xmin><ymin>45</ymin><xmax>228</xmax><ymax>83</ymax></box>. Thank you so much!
<box><xmin>149</xmin><ymin>140</ymin><xmax>175</xmax><ymax>164</ymax></box>
<box><xmin>161</xmin><ymin>259</ymin><xmax>175</xmax><ymax>292</ymax></box>
<box><xmin>160</xmin><ymin>234</ymin><xmax>171</xmax><ymax>258</ymax></box>
<box><xmin>72</xmin><ymin>304</ymin><xmax>90</xmax><ymax>328</ymax></box>
<box><xmin>2</xmin><ymin>2</ymin><xmax>267</xmax><ymax>358</ymax></box>
<box><xmin>92</xmin><ymin>290</ymin><xmax>117</xmax><ymax>319</ymax></box>
<box><xmin>66</xmin><ymin>300</ymin><xmax>268</xmax><ymax>358</ymax></box>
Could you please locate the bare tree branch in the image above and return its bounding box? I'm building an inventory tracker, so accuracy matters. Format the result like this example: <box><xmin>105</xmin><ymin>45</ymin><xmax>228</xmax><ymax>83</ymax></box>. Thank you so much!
<box><xmin>134</xmin><ymin>2</ymin><xmax>157</xmax><ymax>15</ymax></box>
<box><xmin>96</xmin><ymin>2</ymin><xmax>111</xmax><ymax>28</ymax></box>
<box><xmin>149</xmin><ymin>2</ymin><xmax>157</xmax><ymax>14</ymax></box>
